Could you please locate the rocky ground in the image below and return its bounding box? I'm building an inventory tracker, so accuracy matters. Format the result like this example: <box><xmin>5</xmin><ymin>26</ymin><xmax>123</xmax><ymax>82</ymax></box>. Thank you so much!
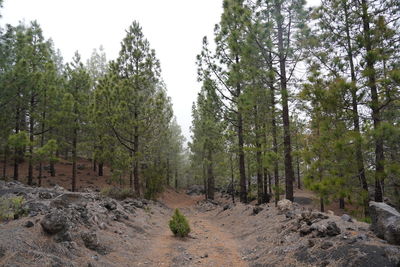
<box><xmin>0</xmin><ymin>181</ymin><xmax>399</xmax><ymax>267</ymax></box>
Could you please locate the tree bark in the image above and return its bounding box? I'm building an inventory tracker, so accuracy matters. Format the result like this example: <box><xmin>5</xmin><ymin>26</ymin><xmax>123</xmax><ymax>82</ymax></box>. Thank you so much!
<box><xmin>255</xmin><ymin>106</ymin><xmax>263</xmax><ymax>204</ymax></box>
<box><xmin>98</xmin><ymin>162</ymin><xmax>103</xmax><ymax>176</ymax></box>
<box><xmin>133</xmin><ymin>124</ymin><xmax>139</xmax><ymax>195</ymax></box>
<box><xmin>230</xmin><ymin>153</ymin><xmax>235</xmax><ymax>204</ymax></box>
<box><xmin>203</xmin><ymin>161</ymin><xmax>208</xmax><ymax>200</ymax></box>
<box><xmin>13</xmin><ymin>105</ymin><xmax>20</xmax><ymax>180</ymax></box>
<box><xmin>207</xmin><ymin>149</ymin><xmax>215</xmax><ymax>200</ymax></box>
<box><xmin>238</xmin><ymin>109</ymin><xmax>247</xmax><ymax>203</ymax></box>
<box><xmin>166</xmin><ymin>158</ymin><xmax>170</xmax><ymax>187</ymax></box>
<box><xmin>28</xmin><ymin>96</ymin><xmax>34</xmax><ymax>185</ymax></box>
<box><xmin>361</xmin><ymin>0</ymin><xmax>384</xmax><ymax>202</ymax></box>
<box><xmin>72</xmin><ymin>126</ymin><xmax>77</xmax><ymax>192</ymax></box>
<box><xmin>276</xmin><ymin>1</ymin><xmax>295</xmax><ymax>202</ymax></box>
<box><xmin>2</xmin><ymin>146</ymin><xmax>7</xmax><ymax>179</ymax></box>
<box><xmin>343</xmin><ymin>0</ymin><xmax>369</xmax><ymax>215</ymax></box>
<box><xmin>339</xmin><ymin>198</ymin><xmax>345</xmax><ymax>210</ymax></box>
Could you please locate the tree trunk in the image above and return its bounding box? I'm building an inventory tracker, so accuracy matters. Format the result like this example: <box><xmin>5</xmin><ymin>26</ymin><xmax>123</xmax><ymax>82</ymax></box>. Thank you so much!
<box><xmin>268</xmin><ymin>52</ymin><xmax>280</xmax><ymax>205</ymax></box>
<box><xmin>51</xmin><ymin>146</ymin><xmax>57</xmax><ymax>177</ymax></box>
<box><xmin>203</xmin><ymin>162</ymin><xmax>208</xmax><ymax>200</ymax></box>
<box><xmin>13</xmin><ymin>106</ymin><xmax>20</xmax><ymax>180</ymax></box>
<box><xmin>238</xmin><ymin>111</ymin><xmax>247</xmax><ymax>203</ymax></box>
<box><xmin>320</xmin><ymin>197</ymin><xmax>325</xmax><ymax>212</ymax></box>
<box><xmin>72</xmin><ymin>126</ymin><xmax>77</xmax><ymax>192</ymax></box>
<box><xmin>247</xmin><ymin>158</ymin><xmax>251</xmax><ymax>198</ymax></box>
<box><xmin>339</xmin><ymin>198</ymin><xmax>345</xmax><ymax>210</ymax></box>
<box><xmin>343</xmin><ymin>0</ymin><xmax>369</xmax><ymax>215</ymax></box>
<box><xmin>263</xmin><ymin>169</ymin><xmax>270</xmax><ymax>203</ymax></box>
<box><xmin>297</xmin><ymin>155</ymin><xmax>301</xmax><ymax>190</ymax></box>
<box><xmin>50</xmin><ymin>161</ymin><xmax>56</xmax><ymax>177</ymax></box>
<box><xmin>255</xmin><ymin>107</ymin><xmax>263</xmax><ymax>204</ymax></box>
<box><xmin>361</xmin><ymin>0</ymin><xmax>384</xmax><ymax>202</ymax></box>
<box><xmin>230</xmin><ymin>153</ymin><xmax>235</xmax><ymax>204</ymax></box>
<box><xmin>133</xmin><ymin>108</ymin><xmax>140</xmax><ymax>195</ymax></box>
<box><xmin>294</xmin><ymin>132</ymin><xmax>301</xmax><ymax>190</ymax></box>
<box><xmin>38</xmin><ymin>108</ymin><xmax>46</xmax><ymax>187</ymax></box>
<box><xmin>93</xmin><ymin>159</ymin><xmax>97</xmax><ymax>172</ymax></box>
<box><xmin>2</xmin><ymin>146</ymin><xmax>7</xmax><ymax>179</ymax></box>
<box><xmin>166</xmin><ymin>158</ymin><xmax>170</xmax><ymax>187</ymax></box>
<box><xmin>98</xmin><ymin>162</ymin><xmax>103</xmax><ymax>176</ymax></box>
<box><xmin>28</xmin><ymin>96</ymin><xmax>34</xmax><ymax>186</ymax></box>
<box><xmin>207</xmin><ymin>149</ymin><xmax>215</xmax><ymax>200</ymax></box>
<box><xmin>276</xmin><ymin>1</ymin><xmax>295</xmax><ymax>202</ymax></box>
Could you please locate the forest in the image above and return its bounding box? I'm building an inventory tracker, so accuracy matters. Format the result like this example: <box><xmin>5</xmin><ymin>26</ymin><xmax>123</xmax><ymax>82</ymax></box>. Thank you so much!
<box><xmin>190</xmin><ymin>0</ymin><xmax>400</xmax><ymax>217</ymax></box>
<box><xmin>0</xmin><ymin>0</ymin><xmax>399</xmax><ymax>221</ymax></box>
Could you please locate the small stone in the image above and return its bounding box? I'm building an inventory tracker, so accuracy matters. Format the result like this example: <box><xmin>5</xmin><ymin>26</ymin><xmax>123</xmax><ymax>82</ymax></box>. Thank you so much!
<box><xmin>103</xmin><ymin>200</ymin><xmax>117</xmax><ymax>211</ymax></box>
<box><xmin>299</xmin><ymin>225</ymin><xmax>312</xmax><ymax>236</ymax></box>
<box><xmin>24</xmin><ymin>221</ymin><xmax>34</xmax><ymax>228</ymax></box>
<box><xmin>54</xmin><ymin>231</ymin><xmax>72</xmax><ymax>243</ymax></box>
<box><xmin>39</xmin><ymin>192</ymin><xmax>53</xmax><ymax>199</ymax></box>
<box><xmin>321</xmin><ymin>241</ymin><xmax>334</xmax><ymax>249</ymax></box>
<box><xmin>223</xmin><ymin>204</ymin><xmax>231</xmax><ymax>211</ymax></box>
<box><xmin>277</xmin><ymin>199</ymin><xmax>293</xmax><ymax>212</ymax></box>
<box><xmin>98</xmin><ymin>223</ymin><xmax>107</xmax><ymax>230</ymax></box>
<box><xmin>253</xmin><ymin>206</ymin><xmax>263</xmax><ymax>215</ymax></box>
<box><xmin>0</xmin><ymin>246</ymin><xmax>6</xmax><ymax>258</ymax></box>
<box><xmin>341</xmin><ymin>214</ymin><xmax>353</xmax><ymax>222</ymax></box>
<box><xmin>285</xmin><ymin>211</ymin><xmax>296</xmax><ymax>219</ymax></box>
<box><xmin>326</xmin><ymin>221</ymin><xmax>341</xmax><ymax>236</ymax></box>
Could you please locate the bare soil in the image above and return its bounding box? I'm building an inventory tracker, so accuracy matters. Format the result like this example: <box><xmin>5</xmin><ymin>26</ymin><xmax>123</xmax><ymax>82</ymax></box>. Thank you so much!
<box><xmin>140</xmin><ymin>189</ymin><xmax>246</xmax><ymax>267</ymax></box>
<box><xmin>2</xmin><ymin>158</ymin><xmax>115</xmax><ymax>191</ymax></box>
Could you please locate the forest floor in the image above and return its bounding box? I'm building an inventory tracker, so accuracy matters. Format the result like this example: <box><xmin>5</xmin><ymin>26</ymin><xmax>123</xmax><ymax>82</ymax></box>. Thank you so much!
<box><xmin>2</xmin><ymin>158</ymin><xmax>362</xmax><ymax>217</ymax></box>
<box><xmin>1</xmin><ymin>160</ymin><xmax>399</xmax><ymax>266</ymax></box>
<box><xmin>139</xmin><ymin>189</ymin><xmax>247</xmax><ymax>267</ymax></box>
<box><xmin>2</xmin><ymin>158</ymin><xmax>114</xmax><ymax>191</ymax></box>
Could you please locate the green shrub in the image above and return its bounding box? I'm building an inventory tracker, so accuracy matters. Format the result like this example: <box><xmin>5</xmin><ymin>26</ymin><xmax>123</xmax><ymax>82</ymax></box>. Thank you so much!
<box><xmin>100</xmin><ymin>187</ymin><xmax>136</xmax><ymax>200</ymax></box>
<box><xmin>0</xmin><ymin>196</ymin><xmax>27</xmax><ymax>221</ymax></box>
<box><xmin>359</xmin><ymin>216</ymin><xmax>372</xmax><ymax>224</ymax></box>
<box><xmin>169</xmin><ymin>208</ymin><xmax>191</xmax><ymax>237</ymax></box>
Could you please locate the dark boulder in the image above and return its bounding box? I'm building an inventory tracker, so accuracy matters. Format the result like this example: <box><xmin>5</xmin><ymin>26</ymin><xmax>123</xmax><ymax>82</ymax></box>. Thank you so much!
<box><xmin>103</xmin><ymin>200</ymin><xmax>117</xmax><ymax>211</ymax></box>
<box><xmin>81</xmin><ymin>231</ymin><xmax>107</xmax><ymax>255</ymax></box>
<box><xmin>369</xmin><ymin>201</ymin><xmax>400</xmax><ymax>245</ymax></box>
<box><xmin>253</xmin><ymin>206</ymin><xmax>264</xmax><ymax>215</ymax></box>
<box><xmin>40</xmin><ymin>210</ymin><xmax>68</xmax><ymax>234</ymax></box>
<box><xmin>186</xmin><ymin>185</ymin><xmax>205</xmax><ymax>196</ymax></box>
<box><xmin>50</xmin><ymin>193</ymin><xmax>87</xmax><ymax>209</ymax></box>
<box><xmin>24</xmin><ymin>221</ymin><xmax>34</xmax><ymax>228</ymax></box>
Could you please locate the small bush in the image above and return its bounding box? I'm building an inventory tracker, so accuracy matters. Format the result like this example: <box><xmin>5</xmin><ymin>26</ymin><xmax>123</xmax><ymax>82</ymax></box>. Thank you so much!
<box><xmin>359</xmin><ymin>216</ymin><xmax>372</xmax><ymax>224</ymax></box>
<box><xmin>100</xmin><ymin>187</ymin><xmax>136</xmax><ymax>200</ymax></box>
<box><xmin>0</xmin><ymin>196</ymin><xmax>27</xmax><ymax>221</ymax></box>
<box><xmin>169</xmin><ymin>208</ymin><xmax>191</xmax><ymax>237</ymax></box>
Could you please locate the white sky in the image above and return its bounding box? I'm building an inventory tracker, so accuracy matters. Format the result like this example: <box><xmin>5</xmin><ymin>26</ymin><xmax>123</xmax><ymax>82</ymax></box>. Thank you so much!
<box><xmin>1</xmin><ymin>0</ymin><xmax>320</xmax><ymax>142</ymax></box>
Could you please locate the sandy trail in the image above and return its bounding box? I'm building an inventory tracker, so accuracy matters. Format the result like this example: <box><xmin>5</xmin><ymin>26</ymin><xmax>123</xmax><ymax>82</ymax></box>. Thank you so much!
<box><xmin>139</xmin><ymin>189</ymin><xmax>247</xmax><ymax>267</ymax></box>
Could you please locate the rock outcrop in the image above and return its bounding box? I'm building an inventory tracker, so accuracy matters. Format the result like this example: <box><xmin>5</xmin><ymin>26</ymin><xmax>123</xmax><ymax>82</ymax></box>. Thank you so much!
<box><xmin>369</xmin><ymin>201</ymin><xmax>400</xmax><ymax>245</ymax></box>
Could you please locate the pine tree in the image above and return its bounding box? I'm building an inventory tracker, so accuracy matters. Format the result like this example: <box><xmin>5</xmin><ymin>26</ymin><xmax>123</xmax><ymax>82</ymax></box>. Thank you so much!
<box><xmin>63</xmin><ymin>52</ymin><xmax>91</xmax><ymax>192</ymax></box>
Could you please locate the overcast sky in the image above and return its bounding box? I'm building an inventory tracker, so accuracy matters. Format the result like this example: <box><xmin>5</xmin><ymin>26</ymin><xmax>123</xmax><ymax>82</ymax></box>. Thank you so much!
<box><xmin>1</xmin><ymin>0</ymin><xmax>320</xmax><ymax>142</ymax></box>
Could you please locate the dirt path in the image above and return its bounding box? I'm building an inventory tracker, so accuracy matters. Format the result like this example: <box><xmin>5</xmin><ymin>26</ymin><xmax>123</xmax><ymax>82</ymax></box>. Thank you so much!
<box><xmin>138</xmin><ymin>190</ymin><xmax>247</xmax><ymax>267</ymax></box>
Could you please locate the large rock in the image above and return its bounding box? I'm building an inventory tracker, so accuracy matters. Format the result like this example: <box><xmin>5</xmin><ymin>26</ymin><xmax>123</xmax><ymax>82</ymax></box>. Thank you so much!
<box><xmin>277</xmin><ymin>199</ymin><xmax>293</xmax><ymax>212</ymax></box>
<box><xmin>50</xmin><ymin>193</ymin><xmax>87</xmax><ymax>208</ymax></box>
<box><xmin>81</xmin><ymin>231</ymin><xmax>107</xmax><ymax>255</ymax></box>
<box><xmin>40</xmin><ymin>210</ymin><xmax>68</xmax><ymax>234</ymax></box>
<box><xmin>369</xmin><ymin>201</ymin><xmax>400</xmax><ymax>245</ymax></box>
<box><xmin>186</xmin><ymin>185</ymin><xmax>205</xmax><ymax>196</ymax></box>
